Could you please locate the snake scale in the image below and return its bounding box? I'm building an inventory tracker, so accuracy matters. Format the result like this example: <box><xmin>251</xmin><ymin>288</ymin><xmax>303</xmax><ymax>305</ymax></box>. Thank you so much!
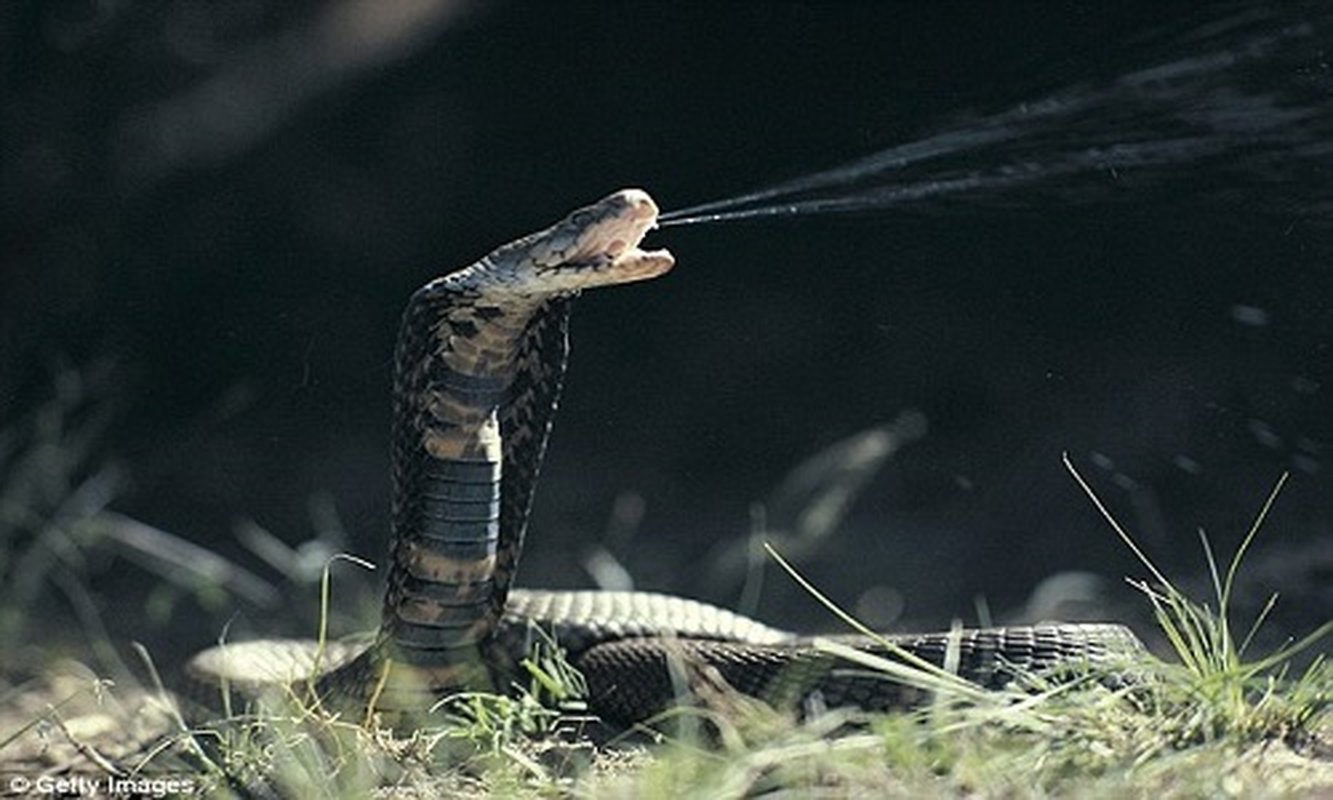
<box><xmin>188</xmin><ymin>189</ymin><xmax>1145</xmax><ymax>727</ymax></box>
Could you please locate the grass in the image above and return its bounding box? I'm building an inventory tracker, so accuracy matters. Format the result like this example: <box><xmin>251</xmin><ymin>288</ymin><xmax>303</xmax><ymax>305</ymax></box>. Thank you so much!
<box><xmin>0</xmin><ymin>384</ymin><xmax>1328</xmax><ymax>797</ymax></box>
<box><xmin>574</xmin><ymin>463</ymin><xmax>1330</xmax><ymax>798</ymax></box>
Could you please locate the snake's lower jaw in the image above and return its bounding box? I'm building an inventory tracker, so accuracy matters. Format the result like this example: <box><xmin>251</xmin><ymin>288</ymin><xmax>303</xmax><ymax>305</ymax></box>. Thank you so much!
<box><xmin>529</xmin><ymin>245</ymin><xmax>674</xmax><ymax>294</ymax></box>
<box><xmin>608</xmin><ymin>246</ymin><xmax>675</xmax><ymax>283</ymax></box>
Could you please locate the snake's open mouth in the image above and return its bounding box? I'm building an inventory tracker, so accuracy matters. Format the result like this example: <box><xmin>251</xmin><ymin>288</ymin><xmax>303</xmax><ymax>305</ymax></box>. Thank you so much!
<box><xmin>605</xmin><ymin>229</ymin><xmax>675</xmax><ymax>283</ymax></box>
<box><xmin>536</xmin><ymin>189</ymin><xmax>675</xmax><ymax>288</ymax></box>
<box><xmin>582</xmin><ymin>189</ymin><xmax>674</xmax><ymax>279</ymax></box>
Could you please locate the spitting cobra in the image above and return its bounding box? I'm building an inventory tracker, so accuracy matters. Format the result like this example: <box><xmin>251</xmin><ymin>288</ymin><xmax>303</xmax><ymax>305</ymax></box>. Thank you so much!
<box><xmin>188</xmin><ymin>189</ymin><xmax>1145</xmax><ymax>727</ymax></box>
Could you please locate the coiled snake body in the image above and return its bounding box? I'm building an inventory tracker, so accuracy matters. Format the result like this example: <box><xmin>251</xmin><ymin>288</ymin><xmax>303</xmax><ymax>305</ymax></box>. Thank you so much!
<box><xmin>188</xmin><ymin>190</ymin><xmax>1144</xmax><ymax>727</ymax></box>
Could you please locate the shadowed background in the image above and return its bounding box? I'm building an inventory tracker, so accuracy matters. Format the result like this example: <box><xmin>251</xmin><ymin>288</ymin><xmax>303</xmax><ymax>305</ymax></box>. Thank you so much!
<box><xmin>2</xmin><ymin>1</ymin><xmax>1329</xmax><ymax>674</ymax></box>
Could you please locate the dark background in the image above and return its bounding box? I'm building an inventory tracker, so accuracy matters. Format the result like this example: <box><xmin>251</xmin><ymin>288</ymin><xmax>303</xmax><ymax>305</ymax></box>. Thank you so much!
<box><xmin>3</xmin><ymin>2</ymin><xmax>1329</xmax><ymax>672</ymax></box>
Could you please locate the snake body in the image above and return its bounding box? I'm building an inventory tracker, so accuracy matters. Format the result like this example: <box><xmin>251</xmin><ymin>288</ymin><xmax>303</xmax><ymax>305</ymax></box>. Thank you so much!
<box><xmin>188</xmin><ymin>189</ymin><xmax>1145</xmax><ymax>727</ymax></box>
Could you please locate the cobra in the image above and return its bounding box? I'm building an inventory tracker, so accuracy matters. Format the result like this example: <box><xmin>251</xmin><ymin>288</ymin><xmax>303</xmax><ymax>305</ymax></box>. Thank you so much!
<box><xmin>188</xmin><ymin>189</ymin><xmax>1143</xmax><ymax>727</ymax></box>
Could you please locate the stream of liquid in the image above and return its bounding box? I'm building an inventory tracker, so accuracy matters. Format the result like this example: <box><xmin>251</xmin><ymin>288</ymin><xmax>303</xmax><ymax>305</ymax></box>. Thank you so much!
<box><xmin>659</xmin><ymin>6</ymin><xmax>1332</xmax><ymax>228</ymax></box>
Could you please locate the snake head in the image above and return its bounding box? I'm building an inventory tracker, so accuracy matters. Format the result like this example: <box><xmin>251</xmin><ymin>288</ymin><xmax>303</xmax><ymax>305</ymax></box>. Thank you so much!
<box><xmin>486</xmin><ymin>188</ymin><xmax>675</xmax><ymax>294</ymax></box>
